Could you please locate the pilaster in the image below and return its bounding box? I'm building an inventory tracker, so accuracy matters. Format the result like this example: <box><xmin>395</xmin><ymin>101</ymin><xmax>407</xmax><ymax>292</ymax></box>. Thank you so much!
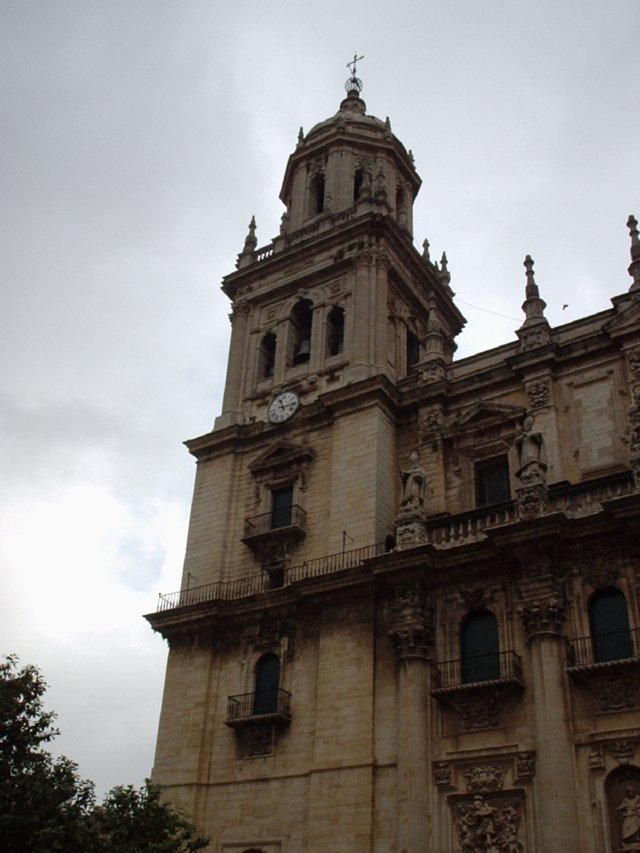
<box><xmin>387</xmin><ymin>580</ymin><xmax>434</xmax><ymax>852</ymax></box>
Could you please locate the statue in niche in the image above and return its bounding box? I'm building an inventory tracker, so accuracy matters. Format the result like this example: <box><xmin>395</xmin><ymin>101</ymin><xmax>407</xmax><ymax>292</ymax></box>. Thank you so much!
<box><xmin>514</xmin><ymin>415</ymin><xmax>547</xmax><ymax>485</ymax></box>
<box><xmin>617</xmin><ymin>786</ymin><xmax>640</xmax><ymax>845</ymax></box>
<box><xmin>400</xmin><ymin>450</ymin><xmax>427</xmax><ymax>513</ymax></box>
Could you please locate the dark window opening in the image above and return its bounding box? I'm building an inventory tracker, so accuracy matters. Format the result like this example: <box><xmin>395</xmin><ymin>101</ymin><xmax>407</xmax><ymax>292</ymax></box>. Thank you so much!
<box><xmin>271</xmin><ymin>486</ymin><xmax>293</xmax><ymax>529</ymax></box>
<box><xmin>291</xmin><ymin>298</ymin><xmax>313</xmax><ymax>365</ymax></box>
<box><xmin>258</xmin><ymin>332</ymin><xmax>276</xmax><ymax>379</ymax></box>
<box><xmin>475</xmin><ymin>456</ymin><xmax>511</xmax><ymax>507</ymax></box>
<box><xmin>461</xmin><ymin>610</ymin><xmax>500</xmax><ymax>684</ymax></box>
<box><xmin>253</xmin><ymin>654</ymin><xmax>280</xmax><ymax>715</ymax></box>
<box><xmin>406</xmin><ymin>329</ymin><xmax>420</xmax><ymax>372</ymax></box>
<box><xmin>589</xmin><ymin>588</ymin><xmax>634</xmax><ymax>662</ymax></box>
<box><xmin>354</xmin><ymin>169</ymin><xmax>364</xmax><ymax>201</ymax></box>
<box><xmin>326</xmin><ymin>305</ymin><xmax>345</xmax><ymax>356</ymax></box>
<box><xmin>308</xmin><ymin>173</ymin><xmax>325</xmax><ymax>217</ymax></box>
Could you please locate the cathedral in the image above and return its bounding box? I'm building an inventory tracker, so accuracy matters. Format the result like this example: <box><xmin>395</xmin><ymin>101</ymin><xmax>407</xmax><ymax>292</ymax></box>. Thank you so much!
<box><xmin>146</xmin><ymin>68</ymin><xmax>640</xmax><ymax>853</ymax></box>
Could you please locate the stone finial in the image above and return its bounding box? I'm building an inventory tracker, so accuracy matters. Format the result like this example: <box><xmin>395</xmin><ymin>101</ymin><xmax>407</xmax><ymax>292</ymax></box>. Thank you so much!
<box><xmin>517</xmin><ymin>255</ymin><xmax>551</xmax><ymax>350</ymax></box>
<box><xmin>521</xmin><ymin>255</ymin><xmax>547</xmax><ymax>322</ymax></box>
<box><xmin>439</xmin><ymin>252</ymin><xmax>451</xmax><ymax>286</ymax></box>
<box><xmin>384</xmin><ymin>116</ymin><xmax>392</xmax><ymax>138</ymax></box>
<box><xmin>243</xmin><ymin>216</ymin><xmax>257</xmax><ymax>251</ymax></box>
<box><xmin>628</xmin><ymin>215</ymin><xmax>640</xmax><ymax>292</ymax></box>
<box><xmin>236</xmin><ymin>216</ymin><xmax>257</xmax><ymax>269</ymax></box>
<box><xmin>297</xmin><ymin>127</ymin><xmax>304</xmax><ymax>147</ymax></box>
<box><xmin>422</xmin><ymin>239</ymin><xmax>431</xmax><ymax>261</ymax></box>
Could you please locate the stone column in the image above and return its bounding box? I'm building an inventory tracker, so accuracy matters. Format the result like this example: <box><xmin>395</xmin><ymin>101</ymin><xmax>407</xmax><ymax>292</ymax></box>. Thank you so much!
<box><xmin>215</xmin><ymin>300</ymin><xmax>251</xmax><ymax>429</ymax></box>
<box><xmin>518</xmin><ymin>582</ymin><xmax>580</xmax><ymax>852</ymax></box>
<box><xmin>388</xmin><ymin>581</ymin><xmax>434</xmax><ymax>853</ymax></box>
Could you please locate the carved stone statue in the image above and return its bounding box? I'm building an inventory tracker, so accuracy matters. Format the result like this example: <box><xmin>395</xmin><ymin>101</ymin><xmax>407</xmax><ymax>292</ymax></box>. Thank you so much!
<box><xmin>514</xmin><ymin>415</ymin><xmax>547</xmax><ymax>484</ymax></box>
<box><xmin>400</xmin><ymin>450</ymin><xmax>427</xmax><ymax>512</ymax></box>
<box><xmin>617</xmin><ymin>786</ymin><xmax>640</xmax><ymax>843</ymax></box>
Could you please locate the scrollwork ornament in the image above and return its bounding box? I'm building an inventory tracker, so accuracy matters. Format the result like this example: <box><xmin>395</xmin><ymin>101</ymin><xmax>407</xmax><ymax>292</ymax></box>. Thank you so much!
<box><xmin>526</xmin><ymin>377</ymin><xmax>551</xmax><ymax>408</ymax></box>
<box><xmin>582</xmin><ymin>547</ymin><xmax>619</xmax><ymax>588</ymax></box>
<box><xmin>242</xmin><ymin>722</ymin><xmax>274</xmax><ymax>757</ymax></box>
<box><xmin>626</xmin><ymin>347</ymin><xmax>640</xmax><ymax>376</ymax></box>
<box><xmin>609</xmin><ymin>740</ymin><xmax>637</xmax><ymax>765</ymax></box>
<box><xmin>515</xmin><ymin>751</ymin><xmax>536</xmax><ymax>779</ymax></box>
<box><xmin>462</xmin><ymin>763</ymin><xmax>507</xmax><ymax>792</ymax></box>
<box><xmin>434</xmin><ymin>761</ymin><xmax>453</xmax><ymax>787</ymax></box>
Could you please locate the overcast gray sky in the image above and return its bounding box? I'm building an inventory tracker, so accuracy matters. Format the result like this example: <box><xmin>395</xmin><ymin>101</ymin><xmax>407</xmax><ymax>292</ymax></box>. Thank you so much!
<box><xmin>1</xmin><ymin>0</ymin><xmax>638</xmax><ymax>796</ymax></box>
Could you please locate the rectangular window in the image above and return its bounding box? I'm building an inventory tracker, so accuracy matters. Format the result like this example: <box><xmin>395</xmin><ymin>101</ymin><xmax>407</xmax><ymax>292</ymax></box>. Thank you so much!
<box><xmin>475</xmin><ymin>456</ymin><xmax>511</xmax><ymax>507</ymax></box>
<box><xmin>271</xmin><ymin>486</ymin><xmax>293</xmax><ymax>529</ymax></box>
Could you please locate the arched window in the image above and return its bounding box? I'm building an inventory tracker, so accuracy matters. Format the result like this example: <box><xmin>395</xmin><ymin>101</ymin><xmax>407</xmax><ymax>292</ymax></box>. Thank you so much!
<box><xmin>326</xmin><ymin>305</ymin><xmax>345</xmax><ymax>356</ymax></box>
<box><xmin>290</xmin><ymin>298</ymin><xmax>313</xmax><ymax>366</ymax></box>
<box><xmin>258</xmin><ymin>332</ymin><xmax>276</xmax><ymax>379</ymax></box>
<box><xmin>308</xmin><ymin>173</ymin><xmax>325</xmax><ymax>217</ymax></box>
<box><xmin>461</xmin><ymin>610</ymin><xmax>500</xmax><ymax>684</ymax></box>
<box><xmin>589</xmin><ymin>588</ymin><xmax>634</xmax><ymax>662</ymax></box>
<box><xmin>253</xmin><ymin>654</ymin><xmax>280</xmax><ymax>715</ymax></box>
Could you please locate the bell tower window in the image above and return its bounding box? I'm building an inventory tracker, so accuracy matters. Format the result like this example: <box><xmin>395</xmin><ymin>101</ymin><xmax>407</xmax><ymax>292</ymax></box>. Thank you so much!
<box><xmin>354</xmin><ymin>168</ymin><xmax>364</xmax><ymax>202</ymax></box>
<box><xmin>258</xmin><ymin>332</ymin><xmax>277</xmax><ymax>380</ymax></box>
<box><xmin>406</xmin><ymin>329</ymin><xmax>420</xmax><ymax>372</ymax></box>
<box><xmin>290</xmin><ymin>298</ymin><xmax>313</xmax><ymax>366</ymax></box>
<box><xmin>308</xmin><ymin>173</ymin><xmax>325</xmax><ymax>217</ymax></box>
<box><xmin>326</xmin><ymin>305</ymin><xmax>345</xmax><ymax>356</ymax></box>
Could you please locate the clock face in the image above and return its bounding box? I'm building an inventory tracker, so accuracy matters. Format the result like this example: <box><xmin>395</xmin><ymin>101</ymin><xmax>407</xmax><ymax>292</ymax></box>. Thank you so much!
<box><xmin>268</xmin><ymin>391</ymin><xmax>300</xmax><ymax>424</ymax></box>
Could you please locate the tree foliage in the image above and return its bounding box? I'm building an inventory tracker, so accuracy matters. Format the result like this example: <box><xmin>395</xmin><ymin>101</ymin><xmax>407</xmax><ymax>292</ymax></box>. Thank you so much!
<box><xmin>0</xmin><ymin>655</ymin><xmax>208</xmax><ymax>853</ymax></box>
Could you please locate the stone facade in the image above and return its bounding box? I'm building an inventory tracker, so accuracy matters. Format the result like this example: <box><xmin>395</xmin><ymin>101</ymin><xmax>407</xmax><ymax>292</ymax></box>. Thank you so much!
<box><xmin>147</xmin><ymin>77</ymin><xmax>640</xmax><ymax>852</ymax></box>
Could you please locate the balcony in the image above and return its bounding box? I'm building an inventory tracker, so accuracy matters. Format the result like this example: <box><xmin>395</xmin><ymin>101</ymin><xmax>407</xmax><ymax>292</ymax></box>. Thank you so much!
<box><xmin>225</xmin><ymin>688</ymin><xmax>292</xmax><ymax>728</ymax></box>
<box><xmin>242</xmin><ymin>504</ymin><xmax>306</xmax><ymax>553</ymax></box>
<box><xmin>432</xmin><ymin>651</ymin><xmax>524</xmax><ymax>730</ymax></box>
<box><xmin>567</xmin><ymin>629</ymin><xmax>640</xmax><ymax>712</ymax></box>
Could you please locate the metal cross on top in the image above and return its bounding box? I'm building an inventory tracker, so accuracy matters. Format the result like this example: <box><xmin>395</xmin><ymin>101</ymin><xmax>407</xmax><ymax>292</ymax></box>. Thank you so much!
<box><xmin>347</xmin><ymin>53</ymin><xmax>365</xmax><ymax>77</ymax></box>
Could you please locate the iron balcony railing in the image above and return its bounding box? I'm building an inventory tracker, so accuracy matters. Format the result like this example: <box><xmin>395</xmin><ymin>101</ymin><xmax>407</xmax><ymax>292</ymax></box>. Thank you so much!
<box><xmin>243</xmin><ymin>504</ymin><xmax>306</xmax><ymax>539</ymax></box>
<box><xmin>154</xmin><ymin>474</ymin><xmax>637</xmax><ymax>613</ymax></box>
<box><xmin>432</xmin><ymin>651</ymin><xmax>523</xmax><ymax>691</ymax></box>
<box><xmin>225</xmin><ymin>688</ymin><xmax>291</xmax><ymax>726</ymax></box>
<box><xmin>157</xmin><ymin>541</ymin><xmax>387</xmax><ymax>611</ymax></box>
<box><xmin>567</xmin><ymin>629</ymin><xmax>640</xmax><ymax>668</ymax></box>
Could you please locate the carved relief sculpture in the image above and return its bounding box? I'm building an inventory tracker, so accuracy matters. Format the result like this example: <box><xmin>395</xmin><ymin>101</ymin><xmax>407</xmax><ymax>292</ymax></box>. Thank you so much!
<box><xmin>452</xmin><ymin>794</ymin><xmax>523</xmax><ymax>852</ymax></box>
<box><xmin>525</xmin><ymin>378</ymin><xmax>551</xmax><ymax>409</ymax></box>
